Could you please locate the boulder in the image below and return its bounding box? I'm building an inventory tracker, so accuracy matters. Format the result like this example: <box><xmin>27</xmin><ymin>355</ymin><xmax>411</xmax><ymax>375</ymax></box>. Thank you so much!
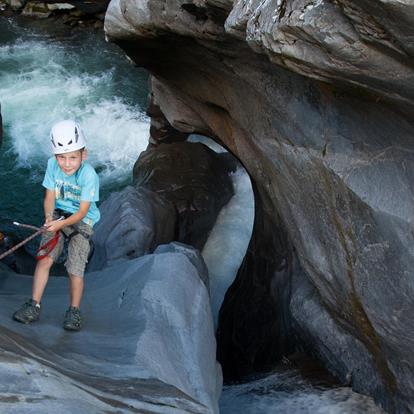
<box><xmin>155</xmin><ymin>242</ymin><xmax>210</xmax><ymax>292</ymax></box>
<box><xmin>133</xmin><ymin>142</ymin><xmax>234</xmax><ymax>250</ymax></box>
<box><xmin>88</xmin><ymin>185</ymin><xmax>177</xmax><ymax>271</ymax></box>
<box><xmin>0</xmin><ymin>245</ymin><xmax>222</xmax><ymax>413</ymax></box>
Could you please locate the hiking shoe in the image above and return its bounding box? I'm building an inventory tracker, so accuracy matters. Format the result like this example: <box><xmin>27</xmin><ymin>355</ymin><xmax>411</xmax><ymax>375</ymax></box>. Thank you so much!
<box><xmin>13</xmin><ymin>299</ymin><xmax>40</xmax><ymax>324</ymax></box>
<box><xmin>63</xmin><ymin>306</ymin><xmax>83</xmax><ymax>331</ymax></box>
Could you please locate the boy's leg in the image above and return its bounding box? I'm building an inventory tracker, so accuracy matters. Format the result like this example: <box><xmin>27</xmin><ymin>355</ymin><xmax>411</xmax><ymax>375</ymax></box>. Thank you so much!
<box><xmin>32</xmin><ymin>256</ymin><xmax>54</xmax><ymax>304</ymax></box>
<box><xmin>64</xmin><ymin>225</ymin><xmax>92</xmax><ymax>331</ymax></box>
<box><xmin>13</xmin><ymin>258</ymin><xmax>53</xmax><ymax>324</ymax></box>
<box><xmin>65</xmin><ymin>223</ymin><xmax>92</xmax><ymax>308</ymax></box>
<box><xmin>68</xmin><ymin>273</ymin><xmax>84</xmax><ymax>308</ymax></box>
<box><xmin>63</xmin><ymin>273</ymin><xmax>84</xmax><ymax>331</ymax></box>
<box><xmin>13</xmin><ymin>229</ymin><xmax>63</xmax><ymax>324</ymax></box>
<box><xmin>32</xmin><ymin>229</ymin><xmax>64</xmax><ymax>303</ymax></box>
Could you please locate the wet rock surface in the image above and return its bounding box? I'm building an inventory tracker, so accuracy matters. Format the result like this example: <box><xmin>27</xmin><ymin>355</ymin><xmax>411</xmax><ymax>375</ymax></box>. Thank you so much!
<box><xmin>106</xmin><ymin>1</ymin><xmax>414</xmax><ymax>412</ymax></box>
<box><xmin>0</xmin><ymin>245</ymin><xmax>222</xmax><ymax>413</ymax></box>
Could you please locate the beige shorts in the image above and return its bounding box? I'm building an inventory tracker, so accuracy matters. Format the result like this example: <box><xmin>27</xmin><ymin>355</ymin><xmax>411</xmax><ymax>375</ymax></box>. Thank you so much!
<box><xmin>37</xmin><ymin>217</ymin><xmax>93</xmax><ymax>277</ymax></box>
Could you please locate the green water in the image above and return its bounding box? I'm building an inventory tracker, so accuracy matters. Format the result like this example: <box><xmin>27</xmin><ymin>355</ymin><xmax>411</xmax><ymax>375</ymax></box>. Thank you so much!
<box><xmin>0</xmin><ymin>16</ymin><xmax>149</xmax><ymax>248</ymax></box>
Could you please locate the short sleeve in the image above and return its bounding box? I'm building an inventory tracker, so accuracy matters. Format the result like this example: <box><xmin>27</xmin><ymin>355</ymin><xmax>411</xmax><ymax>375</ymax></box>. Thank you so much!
<box><xmin>42</xmin><ymin>157</ymin><xmax>56</xmax><ymax>190</ymax></box>
<box><xmin>80</xmin><ymin>167</ymin><xmax>99</xmax><ymax>202</ymax></box>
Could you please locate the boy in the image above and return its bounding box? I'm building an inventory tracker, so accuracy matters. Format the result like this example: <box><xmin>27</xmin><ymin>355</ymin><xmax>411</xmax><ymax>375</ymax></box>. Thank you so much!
<box><xmin>13</xmin><ymin>120</ymin><xmax>100</xmax><ymax>331</ymax></box>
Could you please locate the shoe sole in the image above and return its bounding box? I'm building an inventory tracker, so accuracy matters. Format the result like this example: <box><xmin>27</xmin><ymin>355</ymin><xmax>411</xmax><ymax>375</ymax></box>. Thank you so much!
<box><xmin>63</xmin><ymin>324</ymin><xmax>82</xmax><ymax>331</ymax></box>
<box><xmin>13</xmin><ymin>315</ymin><xmax>38</xmax><ymax>324</ymax></box>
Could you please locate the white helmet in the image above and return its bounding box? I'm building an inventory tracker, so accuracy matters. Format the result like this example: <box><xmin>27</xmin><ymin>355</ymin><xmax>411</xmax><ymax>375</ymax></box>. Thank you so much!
<box><xmin>50</xmin><ymin>120</ymin><xmax>86</xmax><ymax>154</ymax></box>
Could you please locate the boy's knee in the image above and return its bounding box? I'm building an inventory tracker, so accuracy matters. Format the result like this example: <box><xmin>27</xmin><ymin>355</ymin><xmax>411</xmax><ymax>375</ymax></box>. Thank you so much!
<box><xmin>37</xmin><ymin>256</ymin><xmax>53</xmax><ymax>268</ymax></box>
<box><xmin>68</xmin><ymin>273</ymin><xmax>83</xmax><ymax>281</ymax></box>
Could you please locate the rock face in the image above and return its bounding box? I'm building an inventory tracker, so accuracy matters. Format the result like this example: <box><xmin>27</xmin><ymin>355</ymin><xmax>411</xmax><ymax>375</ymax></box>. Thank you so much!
<box><xmin>105</xmin><ymin>1</ymin><xmax>414</xmax><ymax>412</ymax></box>
<box><xmin>88</xmin><ymin>186</ymin><xmax>177</xmax><ymax>271</ymax></box>
<box><xmin>133</xmin><ymin>142</ymin><xmax>234</xmax><ymax>250</ymax></box>
<box><xmin>89</xmin><ymin>140</ymin><xmax>234</xmax><ymax>271</ymax></box>
<box><xmin>0</xmin><ymin>244</ymin><xmax>222</xmax><ymax>413</ymax></box>
<box><xmin>147</xmin><ymin>91</ymin><xmax>189</xmax><ymax>147</ymax></box>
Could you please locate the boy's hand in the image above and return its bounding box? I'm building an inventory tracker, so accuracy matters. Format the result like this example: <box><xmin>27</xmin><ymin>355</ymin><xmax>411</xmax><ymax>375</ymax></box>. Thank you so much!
<box><xmin>45</xmin><ymin>220</ymin><xmax>64</xmax><ymax>233</ymax></box>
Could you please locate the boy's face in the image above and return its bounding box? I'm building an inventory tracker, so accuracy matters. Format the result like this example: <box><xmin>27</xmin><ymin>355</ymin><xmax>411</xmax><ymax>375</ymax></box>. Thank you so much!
<box><xmin>55</xmin><ymin>150</ymin><xmax>83</xmax><ymax>176</ymax></box>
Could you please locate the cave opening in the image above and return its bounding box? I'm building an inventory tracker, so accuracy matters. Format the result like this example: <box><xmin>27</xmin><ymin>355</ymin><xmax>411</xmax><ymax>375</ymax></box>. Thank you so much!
<box><xmin>186</xmin><ymin>134</ymin><xmax>255</xmax><ymax>327</ymax></box>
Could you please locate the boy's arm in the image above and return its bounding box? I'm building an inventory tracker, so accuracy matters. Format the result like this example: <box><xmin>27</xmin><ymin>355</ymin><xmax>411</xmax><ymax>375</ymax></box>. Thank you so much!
<box><xmin>44</xmin><ymin>189</ymin><xmax>55</xmax><ymax>225</ymax></box>
<box><xmin>46</xmin><ymin>201</ymin><xmax>90</xmax><ymax>232</ymax></box>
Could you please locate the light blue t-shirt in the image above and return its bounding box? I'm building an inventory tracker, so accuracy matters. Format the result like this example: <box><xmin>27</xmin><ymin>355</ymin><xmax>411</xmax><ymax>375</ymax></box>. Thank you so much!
<box><xmin>42</xmin><ymin>157</ymin><xmax>100</xmax><ymax>227</ymax></box>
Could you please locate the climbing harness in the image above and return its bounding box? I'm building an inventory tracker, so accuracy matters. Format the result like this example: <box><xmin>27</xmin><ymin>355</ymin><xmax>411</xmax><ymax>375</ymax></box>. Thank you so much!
<box><xmin>0</xmin><ymin>214</ymin><xmax>93</xmax><ymax>264</ymax></box>
<box><xmin>50</xmin><ymin>209</ymin><xmax>94</xmax><ymax>261</ymax></box>
<box><xmin>36</xmin><ymin>232</ymin><xmax>61</xmax><ymax>261</ymax></box>
<box><xmin>54</xmin><ymin>209</ymin><xmax>92</xmax><ymax>242</ymax></box>
<box><xmin>0</xmin><ymin>217</ymin><xmax>64</xmax><ymax>261</ymax></box>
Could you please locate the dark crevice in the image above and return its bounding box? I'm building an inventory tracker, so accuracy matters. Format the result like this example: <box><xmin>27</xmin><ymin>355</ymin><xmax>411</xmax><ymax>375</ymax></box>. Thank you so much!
<box><xmin>279</xmin><ymin>0</ymin><xmax>287</xmax><ymax>21</ymax></box>
<box><xmin>181</xmin><ymin>4</ymin><xmax>209</xmax><ymax>22</ymax></box>
<box><xmin>181</xmin><ymin>3</ymin><xmax>228</xmax><ymax>26</ymax></box>
<box><xmin>216</xmin><ymin>181</ymin><xmax>294</xmax><ymax>382</ymax></box>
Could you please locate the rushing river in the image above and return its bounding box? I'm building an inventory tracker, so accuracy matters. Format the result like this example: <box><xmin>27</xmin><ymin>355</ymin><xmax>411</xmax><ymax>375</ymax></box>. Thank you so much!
<box><xmin>0</xmin><ymin>16</ymin><xmax>149</xmax><ymax>239</ymax></box>
<box><xmin>0</xmin><ymin>16</ymin><xmax>384</xmax><ymax>414</ymax></box>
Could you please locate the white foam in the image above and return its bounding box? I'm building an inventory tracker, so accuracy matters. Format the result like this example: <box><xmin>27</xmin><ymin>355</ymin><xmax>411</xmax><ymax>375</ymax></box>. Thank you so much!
<box><xmin>81</xmin><ymin>100</ymin><xmax>149</xmax><ymax>184</ymax></box>
<box><xmin>0</xmin><ymin>38</ymin><xmax>149</xmax><ymax>185</ymax></box>
<box><xmin>203</xmin><ymin>168</ymin><xmax>254</xmax><ymax>326</ymax></box>
<box><xmin>188</xmin><ymin>134</ymin><xmax>227</xmax><ymax>153</ymax></box>
<box><xmin>220</xmin><ymin>369</ymin><xmax>385</xmax><ymax>413</ymax></box>
<box><xmin>187</xmin><ymin>135</ymin><xmax>255</xmax><ymax>326</ymax></box>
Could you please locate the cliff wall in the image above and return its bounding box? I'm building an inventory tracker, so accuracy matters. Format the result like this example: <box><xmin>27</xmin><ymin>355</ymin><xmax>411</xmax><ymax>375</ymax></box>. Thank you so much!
<box><xmin>105</xmin><ymin>1</ymin><xmax>414</xmax><ymax>412</ymax></box>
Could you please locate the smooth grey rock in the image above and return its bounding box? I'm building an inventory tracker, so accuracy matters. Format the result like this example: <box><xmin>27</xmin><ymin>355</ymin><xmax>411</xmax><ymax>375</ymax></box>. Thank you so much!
<box><xmin>289</xmin><ymin>255</ymin><xmax>384</xmax><ymax>400</ymax></box>
<box><xmin>0</xmin><ymin>247</ymin><xmax>222</xmax><ymax>413</ymax></box>
<box><xmin>155</xmin><ymin>242</ymin><xmax>210</xmax><ymax>292</ymax></box>
<box><xmin>105</xmin><ymin>0</ymin><xmax>414</xmax><ymax>411</ymax></box>
<box><xmin>88</xmin><ymin>185</ymin><xmax>177</xmax><ymax>271</ymax></box>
